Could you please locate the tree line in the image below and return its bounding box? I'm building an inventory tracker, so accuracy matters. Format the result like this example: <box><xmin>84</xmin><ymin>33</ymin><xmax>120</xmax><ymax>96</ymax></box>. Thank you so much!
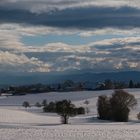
<box><xmin>0</xmin><ymin>80</ymin><xmax>85</xmax><ymax>95</ymax></box>
<box><xmin>96</xmin><ymin>79</ymin><xmax>140</xmax><ymax>90</ymax></box>
<box><xmin>1</xmin><ymin>79</ymin><xmax>140</xmax><ymax>95</ymax></box>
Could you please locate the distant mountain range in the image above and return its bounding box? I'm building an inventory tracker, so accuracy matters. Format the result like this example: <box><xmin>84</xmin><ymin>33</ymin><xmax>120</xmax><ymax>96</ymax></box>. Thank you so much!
<box><xmin>0</xmin><ymin>71</ymin><xmax>140</xmax><ymax>87</ymax></box>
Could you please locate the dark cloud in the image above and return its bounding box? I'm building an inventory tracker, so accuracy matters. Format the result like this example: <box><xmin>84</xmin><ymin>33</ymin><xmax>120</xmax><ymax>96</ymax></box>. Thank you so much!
<box><xmin>0</xmin><ymin>6</ymin><xmax>140</xmax><ymax>29</ymax></box>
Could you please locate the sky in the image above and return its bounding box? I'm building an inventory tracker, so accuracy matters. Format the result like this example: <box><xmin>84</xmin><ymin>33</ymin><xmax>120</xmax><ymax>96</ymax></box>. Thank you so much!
<box><xmin>0</xmin><ymin>0</ymin><xmax>140</xmax><ymax>74</ymax></box>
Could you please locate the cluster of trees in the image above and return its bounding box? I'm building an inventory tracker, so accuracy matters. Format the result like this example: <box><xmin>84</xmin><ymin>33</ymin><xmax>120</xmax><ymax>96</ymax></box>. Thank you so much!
<box><xmin>57</xmin><ymin>80</ymin><xmax>85</xmax><ymax>91</ymax></box>
<box><xmin>128</xmin><ymin>80</ymin><xmax>140</xmax><ymax>88</ymax></box>
<box><xmin>97</xmin><ymin>90</ymin><xmax>137</xmax><ymax>122</ymax></box>
<box><xmin>43</xmin><ymin>100</ymin><xmax>85</xmax><ymax>124</ymax></box>
<box><xmin>22</xmin><ymin>99</ymin><xmax>85</xmax><ymax>124</ymax></box>
<box><xmin>22</xmin><ymin>99</ymin><xmax>48</xmax><ymax>108</ymax></box>
<box><xmin>22</xmin><ymin>89</ymin><xmax>139</xmax><ymax>124</ymax></box>
<box><xmin>96</xmin><ymin>79</ymin><xmax>140</xmax><ymax>90</ymax></box>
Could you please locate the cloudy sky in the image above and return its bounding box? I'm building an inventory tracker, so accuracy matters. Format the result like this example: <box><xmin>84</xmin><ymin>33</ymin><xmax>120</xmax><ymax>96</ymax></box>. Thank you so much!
<box><xmin>0</xmin><ymin>0</ymin><xmax>140</xmax><ymax>74</ymax></box>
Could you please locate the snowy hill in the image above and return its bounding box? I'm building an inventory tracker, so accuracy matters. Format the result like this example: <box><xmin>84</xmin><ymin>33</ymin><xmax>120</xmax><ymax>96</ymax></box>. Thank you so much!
<box><xmin>0</xmin><ymin>89</ymin><xmax>140</xmax><ymax>118</ymax></box>
<box><xmin>0</xmin><ymin>89</ymin><xmax>140</xmax><ymax>140</ymax></box>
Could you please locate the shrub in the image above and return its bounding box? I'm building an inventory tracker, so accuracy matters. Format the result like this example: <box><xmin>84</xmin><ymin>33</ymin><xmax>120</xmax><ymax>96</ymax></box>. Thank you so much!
<box><xmin>137</xmin><ymin>112</ymin><xmax>140</xmax><ymax>120</ymax></box>
<box><xmin>76</xmin><ymin>107</ymin><xmax>85</xmax><ymax>115</ymax></box>
<box><xmin>42</xmin><ymin>99</ymin><xmax>47</xmax><ymax>107</ymax></box>
<box><xmin>35</xmin><ymin>102</ymin><xmax>42</xmax><ymax>107</ymax></box>
<box><xmin>84</xmin><ymin>100</ymin><xmax>90</xmax><ymax>114</ymax></box>
<box><xmin>43</xmin><ymin>101</ymin><xmax>56</xmax><ymax>112</ymax></box>
<box><xmin>22</xmin><ymin>101</ymin><xmax>30</xmax><ymax>108</ymax></box>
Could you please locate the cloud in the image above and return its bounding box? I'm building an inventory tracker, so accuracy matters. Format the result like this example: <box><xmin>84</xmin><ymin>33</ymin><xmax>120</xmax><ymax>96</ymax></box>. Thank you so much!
<box><xmin>0</xmin><ymin>51</ymin><xmax>51</xmax><ymax>72</ymax></box>
<box><xmin>0</xmin><ymin>1</ymin><xmax>139</xmax><ymax>74</ymax></box>
<box><xmin>22</xmin><ymin>37</ymin><xmax>140</xmax><ymax>72</ymax></box>
<box><xmin>0</xmin><ymin>36</ymin><xmax>140</xmax><ymax>73</ymax></box>
<box><xmin>79</xmin><ymin>28</ymin><xmax>140</xmax><ymax>37</ymax></box>
<box><xmin>0</xmin><ymin>6</ymin><xmax>139</xmax><ymax>29</ymax></box>
<box><xmin>0</xmin><ymin>22</ymin><xmax>140</xmax><ymax>73</ymax></box>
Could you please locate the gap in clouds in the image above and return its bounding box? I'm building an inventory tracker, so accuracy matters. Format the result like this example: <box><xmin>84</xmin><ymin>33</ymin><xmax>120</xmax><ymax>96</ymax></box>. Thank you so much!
<box><xmin>21</xmin><ymin>33</ymin><xmax>128</xmax><ymax>46</ymax></box>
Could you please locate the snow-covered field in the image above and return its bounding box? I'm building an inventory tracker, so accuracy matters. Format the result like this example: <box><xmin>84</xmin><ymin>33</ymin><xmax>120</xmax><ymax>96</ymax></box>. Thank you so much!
<box><xmin>0</xmin><ymin>124</ymin><xmax>140</xmax><ymax>140</ymax></box>
<box><xmin>0</xmin><ymin>89</ymin><xmax>140</xmax><ymax>140</ymax></box>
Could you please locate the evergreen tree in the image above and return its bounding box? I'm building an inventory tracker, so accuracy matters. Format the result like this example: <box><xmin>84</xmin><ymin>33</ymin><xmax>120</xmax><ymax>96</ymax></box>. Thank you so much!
<box><xmin>129</xmin><ymin>80</ymin><xmax>134</xmax><ymax>88</ymax></box>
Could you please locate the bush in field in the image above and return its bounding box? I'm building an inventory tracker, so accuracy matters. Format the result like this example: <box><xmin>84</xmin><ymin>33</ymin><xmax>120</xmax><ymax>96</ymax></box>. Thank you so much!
<box><xmin>43</xmin><ymin>101</ymin><xmax>56</xmax><ymax>112</ymax></box>
<box><xmin>84</xmin><ymin>100</ymin><xmax>90</xmax><ymax>114</ymax></box>
<box><xmin>137</xmin><ymin>112</ymin><xmax>140</xmax><ymax>120</ymax></box>
<box><xmin>97</xmin><ymin>90</ymin><xmax>137</xmax><ymax>122</ymax></box>
<box><xmin>22</xmin><ymin>101</ymin><xmax>30</xmax><ymax>108</ymax></box>
<box><xmin>76</xmin><ymin>107</ymin><xmax>85</xmax><ymax>115</ymax></box>
<box><xmin>35</xmin><ymin>102</ymin><xmax>42</xmax><ymax>107</ymax></box>
<box><xmin>56</xmin><ymin>100</ymin><xmax>77</xmax><ymax>124</ymax></box>
<box><xmin>42</xmin><ymin>99</ymin><xmax>47</xmax><ymax>107</ymax></box>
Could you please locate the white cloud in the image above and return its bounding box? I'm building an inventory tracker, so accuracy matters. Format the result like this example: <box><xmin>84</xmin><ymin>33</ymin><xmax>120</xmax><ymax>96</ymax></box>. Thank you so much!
<box><xmin>127</xmin><ymin>62</ymin><xmax>138</xmax><ymax>68</ymax></box>
<box><xmin>79</xmin><ymin>28</ymin><xmax>140</xmax><ymax>37</ymax></box>
<box><xmin>89</xmin><ymin>37</ymin><xmax>140</xmax><ymax>47</ymax></box>
<box><xmin>0</xmin><ymin>51</ymin><xmax>51</xmax><ymax>72</ymax></box>
<box><xmin>1</xmin><ymin>23</ymin><xmax>140</xmax><ymax>42</ymax></box>
<box><xmin>0</xmin><ymin>23</ymin><xmax>80</xmax><ymax>37</ymax></box>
